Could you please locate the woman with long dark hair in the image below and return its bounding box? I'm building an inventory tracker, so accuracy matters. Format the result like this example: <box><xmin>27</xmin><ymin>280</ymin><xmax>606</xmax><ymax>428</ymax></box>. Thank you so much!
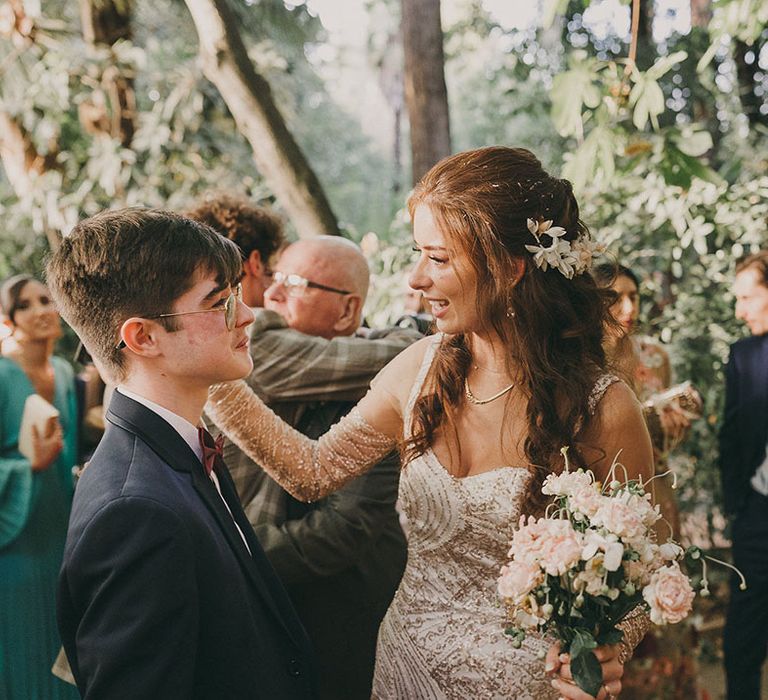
<box><xmin>0</xmin><ymin>275</ymin><xmax>79</xmax><ymax>699</ymax></box>
<box><xmin>593</xmin><ymin>262</ymin><xmax>702</xmax><ymax>700</ymax></box>
<box><xmin>207</xmin><ymin>147</ymin><xmax>654</xmax><ymax>699</ymax></box>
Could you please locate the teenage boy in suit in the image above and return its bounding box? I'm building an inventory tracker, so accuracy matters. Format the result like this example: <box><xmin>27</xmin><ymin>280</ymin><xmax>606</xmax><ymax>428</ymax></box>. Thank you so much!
<box><xmin>720</xmin><ymin>250</ymin><xmax>768</xmax><ymax>700</ymax></box>
<box><xmin>47</xmin><ymin>208</ymin><xmax>316</xmax><ymax>700</ymax></box>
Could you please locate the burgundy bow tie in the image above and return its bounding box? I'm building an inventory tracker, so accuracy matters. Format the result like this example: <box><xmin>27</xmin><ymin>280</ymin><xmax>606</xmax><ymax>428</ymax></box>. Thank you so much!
<box><xmin>198</xmin><ymin>426</ymin><xmax>224</xmax><ymax>477</ymax></box>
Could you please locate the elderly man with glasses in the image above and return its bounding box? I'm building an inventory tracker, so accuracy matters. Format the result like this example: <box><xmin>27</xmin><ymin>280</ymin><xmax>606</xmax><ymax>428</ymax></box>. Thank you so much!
<box><xmin>212</xmin><ymin>234</ymin><xmax>421</xmax><ymax>700</ymax></box>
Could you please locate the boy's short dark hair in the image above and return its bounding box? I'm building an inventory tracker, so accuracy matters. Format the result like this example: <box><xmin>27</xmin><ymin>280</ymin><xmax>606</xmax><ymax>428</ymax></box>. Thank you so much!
<box><xmin>46</xmin><ymin>207</ymin><xmax>242</xmax><ymax>382</ymax></box>
<box><xmin>736</xmin><ymin>250</ymin><xmax>768</xmax><ymax>288</ymax></box>
<box><xmin>185</xmin><ymin>193</ymin><xmax>285</xmax><ymax>264</ymax></box>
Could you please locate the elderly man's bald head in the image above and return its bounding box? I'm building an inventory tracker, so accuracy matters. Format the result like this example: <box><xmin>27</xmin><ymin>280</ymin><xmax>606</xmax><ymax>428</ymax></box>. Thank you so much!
<box><xmin>288</xmin><ymin>236</ymin><xmax>369</xmax><ymax>300</ymax></box>
<box><xmin>265</xmin><ymin>235</ymin><xmax>370</xmax><ymax>339</ymax></box>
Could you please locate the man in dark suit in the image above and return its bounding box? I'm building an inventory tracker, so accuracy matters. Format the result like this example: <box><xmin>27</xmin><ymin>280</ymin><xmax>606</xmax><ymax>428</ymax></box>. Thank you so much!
<box><xmin>46</xmin><ymin>208</ymin><xmax>315</xmax><ymax>699</ymax></box>
<box><xmin>719</xmin><ymin>250</ymin><xmax>768</xmax><ymax>700</ymax></box>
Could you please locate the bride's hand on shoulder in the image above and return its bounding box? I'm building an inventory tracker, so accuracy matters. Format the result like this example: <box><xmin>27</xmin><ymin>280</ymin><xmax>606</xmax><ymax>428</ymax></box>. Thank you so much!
<box><xmin>546</xmin><ymin>643</ymin><xmax>623</xmax><ymax>699</ymax></box>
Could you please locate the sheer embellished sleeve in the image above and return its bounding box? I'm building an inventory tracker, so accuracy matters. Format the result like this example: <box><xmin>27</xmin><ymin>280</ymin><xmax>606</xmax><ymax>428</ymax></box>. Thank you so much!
<box><xmin>206</xmin><ymin>380</ymin><xmax>398</xmax><ymax>502</ymax></box>
<box><xmin>617</xmin><ymin>606</ymin><xmax>651</xmax><ymax>664</ymax></box>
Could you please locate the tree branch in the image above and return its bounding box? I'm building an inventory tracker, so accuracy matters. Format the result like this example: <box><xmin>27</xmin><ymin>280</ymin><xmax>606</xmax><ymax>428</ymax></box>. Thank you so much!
<box><xmin>183</xmin><ymin>0</ymin><xmax>340</xmax><ymax>238</ymax></box>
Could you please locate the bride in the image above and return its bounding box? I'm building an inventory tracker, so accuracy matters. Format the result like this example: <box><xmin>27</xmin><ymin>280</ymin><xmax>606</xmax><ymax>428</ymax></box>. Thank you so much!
<box><xmin>206</xmin><ymin>147</ymin><xmax>653</xmax><ymax>700</ymax></box>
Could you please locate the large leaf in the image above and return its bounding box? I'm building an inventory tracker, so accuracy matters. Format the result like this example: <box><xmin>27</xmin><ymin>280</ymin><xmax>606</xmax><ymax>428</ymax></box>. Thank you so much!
<box><xmin>568</xmin><ymin>632</ymin><xmax>603</xmax><ymax>700</ymax></box>
<box><xmin>550</xmin><ymin>54</ymin><xmax>602</xmax><ymax>139</ymax></box>
<box><xmin>645</xmin><ymin>51</ymin><xmax>688</xmax><ymax>82</ymax></box>
<box><xmin>630</xmin><ymin>77</ymin><xmax>665</xmax><ymax>131</ymax></box>
<box><xmin>659</xmin><ymin>144</ymin><xmax>723</xmax><ymax>189</ymax></box>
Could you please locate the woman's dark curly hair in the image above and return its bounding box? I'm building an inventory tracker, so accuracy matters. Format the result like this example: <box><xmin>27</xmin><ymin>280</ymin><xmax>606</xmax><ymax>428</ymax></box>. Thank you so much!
<box><xmin>403</xmin><ymin>146</ymin><xmax>614</xmax><ymax>514</ymax></box>
<box><xmin>186</xmin><ymin>192</ymin><xmax>285</xmax><ymax>264</ymax></box>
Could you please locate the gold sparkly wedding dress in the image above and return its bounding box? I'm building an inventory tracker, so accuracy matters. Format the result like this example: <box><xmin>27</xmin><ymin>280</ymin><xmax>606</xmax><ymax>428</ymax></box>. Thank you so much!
<box><xmin>369</xmin><ymin>339</ymin><xmax>556</xmax><ymax>699</ymax></box>
<box><xmin>206</xmin><ymin>336</ymin><xmax>628</xmax><ymax>700</ymax></box>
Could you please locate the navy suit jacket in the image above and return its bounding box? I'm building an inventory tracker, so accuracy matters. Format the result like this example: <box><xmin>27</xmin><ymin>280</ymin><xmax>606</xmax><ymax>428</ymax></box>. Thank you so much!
<box><xmin>718</xmin><ymin>333</ymin><xmax>768</xmax><ymax>516</ymax></box>
<box><xmin>57</xmin><ymin>391</ymin><xmax>316</xmax><ymax>699</ymax></box>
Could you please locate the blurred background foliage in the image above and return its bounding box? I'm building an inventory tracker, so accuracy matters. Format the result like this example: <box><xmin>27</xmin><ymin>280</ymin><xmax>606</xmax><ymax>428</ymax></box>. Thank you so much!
<box><xmin>1</xmin><ymin>0</ymin><xmax>767</xmax><ymax>540</ymax></box>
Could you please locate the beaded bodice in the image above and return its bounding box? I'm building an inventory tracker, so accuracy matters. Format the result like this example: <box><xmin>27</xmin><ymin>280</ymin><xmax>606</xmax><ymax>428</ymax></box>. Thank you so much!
<box><xmin>371</xmin><ymin>337</ymin><xmax>557</xmax><ymax>699</ymax></box>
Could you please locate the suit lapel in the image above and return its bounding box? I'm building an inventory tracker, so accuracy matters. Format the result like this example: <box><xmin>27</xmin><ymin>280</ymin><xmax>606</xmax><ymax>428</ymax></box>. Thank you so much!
<box><xmin>106</xmin><ymin>391</ymin><xmax>305</xmax><ymax>648</ymax></box>
<box><xmin>213</xmin><ymin>464</ymin><xmax>310</xmax><ymax>646</ymax></box>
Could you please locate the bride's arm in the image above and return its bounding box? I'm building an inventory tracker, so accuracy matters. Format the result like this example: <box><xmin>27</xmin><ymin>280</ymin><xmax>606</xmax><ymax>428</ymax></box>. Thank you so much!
<box><xmin>206</xmin><ymin>337</ymin><xmax>434</xmax><ymax>502</ymax></box>
<box><xmin>577</xmin><ymin>380</ymin><xmax>655</xmax><ymax>668</ymax></box>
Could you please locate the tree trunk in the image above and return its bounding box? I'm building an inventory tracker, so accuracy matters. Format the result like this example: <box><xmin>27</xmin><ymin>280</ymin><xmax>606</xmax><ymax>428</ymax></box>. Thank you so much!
<box><xmin>401</xmin><ymin>0</ymin><xmax>451</xmax><ymax>186</ymax></box>
<box><xmin>734</xmin><ymin>40</ymin><xmax>768</xmax><ymax>127</ymax></box>
<box><xmin>0</xmin><ymin>112</ymin><xmax>49</xmax><ymax>199</ymax></box>
<box><xmin>690</xmin><ymin>0</ymin><xmax>711</xmax><ymax>27</ymax></box>
<box><xmin>183</xmin><ymin>0</ymin><xmax>340</xmax><ymax>238</ymax></box>
<box><xmin>78</xmin><ymin>0</ymin><xmax>136</xmax><ymax>147</ymax></box>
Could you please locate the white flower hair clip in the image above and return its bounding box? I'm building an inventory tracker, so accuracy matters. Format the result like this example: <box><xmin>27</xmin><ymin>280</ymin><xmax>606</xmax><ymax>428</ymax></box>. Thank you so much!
<box><xmin>524</xmin><ymin>218</ymin><xmax>605</xmax><ymax>279</ymax></box>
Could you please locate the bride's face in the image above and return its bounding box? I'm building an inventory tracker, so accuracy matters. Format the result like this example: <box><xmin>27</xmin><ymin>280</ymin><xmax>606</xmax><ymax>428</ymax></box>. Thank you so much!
<box><xmin>408</xmin><ymin>205</ymin><xmax>479</xmax><ymax>335</ymax></box>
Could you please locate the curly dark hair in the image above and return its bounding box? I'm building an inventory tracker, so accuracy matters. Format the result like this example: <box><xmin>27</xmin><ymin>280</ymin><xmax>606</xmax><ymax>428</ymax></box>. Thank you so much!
<box><xmin>186</xmin><ymin>193</ymin><xmax>285</xmax><ymax>263</ymax></box>
<box><xmin>403</xmin><ymin>147</ymin><xmax>614</xmax><ymax>514</ymax></box>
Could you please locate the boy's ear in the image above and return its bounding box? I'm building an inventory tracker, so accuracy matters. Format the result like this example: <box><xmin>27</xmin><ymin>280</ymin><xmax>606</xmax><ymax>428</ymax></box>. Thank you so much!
<box><xmin>119</xmin><ymin>318</ymin><xmax>164</xmax><ymax>358</ymax></box>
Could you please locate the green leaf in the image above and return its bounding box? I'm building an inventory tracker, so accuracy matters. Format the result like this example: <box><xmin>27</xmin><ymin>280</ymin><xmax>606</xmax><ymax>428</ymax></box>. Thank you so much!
<box><xmin>551</xmin><ymin>65</ymin><xmax>602</xmax><ymax>138</ymax></box>
<box><xmin>598</xmin><ymin>627</ymin><xmax>625</xmax><ymax>646</ymax></box>
<box><xmin>570</xmin><ymin>628</ymin><xmax>597</xmax><ymax>658</ymax></box>
<box><xmin>659</xmin><ymin>144</ymin><xmax>723</xmax><ymax>188</ymax></box>
<box><xmin>570</xmin><ymin>649</ymin><xmax>603</xmax><ymax>698</ymax></box>
<box><xmin>646</xmin><ymin>51</ymin><xmax>688</xmax><ymax>81</ymax></box>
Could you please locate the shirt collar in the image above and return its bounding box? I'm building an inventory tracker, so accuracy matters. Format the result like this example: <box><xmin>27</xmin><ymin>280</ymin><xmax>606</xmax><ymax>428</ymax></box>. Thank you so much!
<box><xmin>116</xmin><ymin>386</ymin><xmax>203</xmax><ymax>462</ymax></box>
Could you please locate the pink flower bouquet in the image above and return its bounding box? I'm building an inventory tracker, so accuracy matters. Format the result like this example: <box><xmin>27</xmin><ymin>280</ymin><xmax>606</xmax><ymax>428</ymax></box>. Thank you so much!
<box><xmin>498</xmin><ymin>449</ymin><xmax>742</xmax><ymax>697</ymax></box>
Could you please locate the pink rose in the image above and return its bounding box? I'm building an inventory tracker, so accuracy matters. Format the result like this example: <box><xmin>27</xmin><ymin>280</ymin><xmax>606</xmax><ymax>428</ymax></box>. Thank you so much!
<box><xmin>498</xmin><ymin>561</ymin><xmax>542</xmax><ymax>603</ymax></box>
<box><xmin>642</xmin><ymin>562</ymin><xmax>695</xmax><ymax>624</ymax></box>
<box><xmin>568</xmin><ymin>486</ymin><xmax>603</xmax><ymax>518</ymax></box>
<box><xmin>542</xmin><ymin>469</ymin><xmax>594</xmax><ymax>497</ymax></box>
<box><xmin>511</xmin><ymin>519</ymin><xmax>583</xmax><ymax>576</ymax></box>
<box><xmin>592</xmin><ymin>499</ymin><xmax>645</xmax><ymax>541</ymax></box>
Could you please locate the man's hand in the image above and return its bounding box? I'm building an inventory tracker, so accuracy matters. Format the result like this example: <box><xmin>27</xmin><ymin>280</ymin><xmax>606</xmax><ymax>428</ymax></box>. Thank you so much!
<box><xmin>545</xmin><ymin>643</ymin><xmax>623</xmax><ymax>699</ymax></box>
<box><xmin>31</xmin><ymin>416</ymin><xmax>63</xmax><ymax>471</ymax></box>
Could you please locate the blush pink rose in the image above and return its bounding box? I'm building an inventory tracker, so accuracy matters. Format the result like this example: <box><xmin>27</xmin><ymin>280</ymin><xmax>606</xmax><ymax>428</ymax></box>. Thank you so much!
<box><xmin>642</xmin><ymin>562</ymin><xmax>695</xmax><ymax>624</ymax></box>
<box><xmin>592</xmin><ymin>499</ymin><xmax>645</xmax><ymax>541</ymax></box>
<box><xmin>498</xmin><ymin>561</ymin><xmax>542</xmax><ymax>602</ymax></box>
<box><xmin>517</xmin><ymin>519</ymin><xmax>583</xmax><ymax>576</ymax></box>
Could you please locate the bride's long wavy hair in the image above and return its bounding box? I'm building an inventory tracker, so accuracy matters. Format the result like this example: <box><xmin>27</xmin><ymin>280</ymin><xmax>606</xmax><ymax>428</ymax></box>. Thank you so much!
<box><xmin>403</xmin><ymin>146</ymin><xmax>614</xmax><ymax>514</ymax></box>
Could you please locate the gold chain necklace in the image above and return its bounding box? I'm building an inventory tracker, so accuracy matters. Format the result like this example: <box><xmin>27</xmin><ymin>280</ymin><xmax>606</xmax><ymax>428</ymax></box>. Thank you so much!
<box><xmin>464</xmin><ymin>377</ymin><xmax>515</xmax><ymax>405</ymax></box>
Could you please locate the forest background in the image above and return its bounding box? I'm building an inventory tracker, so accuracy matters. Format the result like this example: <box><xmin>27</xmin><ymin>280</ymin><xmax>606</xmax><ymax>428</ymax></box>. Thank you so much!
<box><xmin>0</xmin><ymin>0</ymin><xmax>767</xmax><ymax>548</ymax></box>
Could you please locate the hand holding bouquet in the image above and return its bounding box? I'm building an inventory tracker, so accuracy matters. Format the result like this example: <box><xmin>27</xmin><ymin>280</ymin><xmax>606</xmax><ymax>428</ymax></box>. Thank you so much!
<box><xmin>498</xmin><ymin>449</ymin><xmax>743</xmax><ymax>698</ymax></box>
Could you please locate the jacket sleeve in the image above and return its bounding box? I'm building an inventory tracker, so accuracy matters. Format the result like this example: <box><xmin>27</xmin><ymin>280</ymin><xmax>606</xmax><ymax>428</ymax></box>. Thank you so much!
<box><xmin>253</xmin><ymin>451</ymin><xmax>401</xmax><ymax>584</ymax></box>
<box><xmin>247</xmin><ymin>311</ymin><xmax>421</xmax><ymax>404</ymax></box>
<box><xmin>718</xmin><ymin>345</ymin><xmax>741</xmax><ymax>513</ymax></box>
<box><xmin>59</xmin><ymin>496</ymin><xmax>198</xmax><ymax>700</ymax></box>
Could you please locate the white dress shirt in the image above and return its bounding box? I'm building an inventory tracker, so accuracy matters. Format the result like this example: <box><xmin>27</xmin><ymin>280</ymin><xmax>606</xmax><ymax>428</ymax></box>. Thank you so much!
<box><xmin>116</xmin><ymin>387</ymin><xmax>251</xmax><ymax>553</ymax></box>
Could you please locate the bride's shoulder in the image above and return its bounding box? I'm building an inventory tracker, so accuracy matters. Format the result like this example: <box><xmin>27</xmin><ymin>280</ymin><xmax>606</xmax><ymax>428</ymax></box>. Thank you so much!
<box><xmin>370</xmin><ymin>333</ymin><xmax>441</xmax><ymax>402</ymax></box>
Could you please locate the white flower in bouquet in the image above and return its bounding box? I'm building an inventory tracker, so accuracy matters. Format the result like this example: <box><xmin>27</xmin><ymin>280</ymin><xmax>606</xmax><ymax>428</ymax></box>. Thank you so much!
<box><xmin>581</xmin><ymin>531</ymin><xmax>624</xmax><ymax>572</ymax></box>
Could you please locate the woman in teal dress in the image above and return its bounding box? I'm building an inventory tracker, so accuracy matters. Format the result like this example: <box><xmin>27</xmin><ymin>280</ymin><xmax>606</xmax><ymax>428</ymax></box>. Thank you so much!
<box><xmin>0</xmin><ymin>274</ymin><xmax>79</xmax><ymax>699</ymax></box>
